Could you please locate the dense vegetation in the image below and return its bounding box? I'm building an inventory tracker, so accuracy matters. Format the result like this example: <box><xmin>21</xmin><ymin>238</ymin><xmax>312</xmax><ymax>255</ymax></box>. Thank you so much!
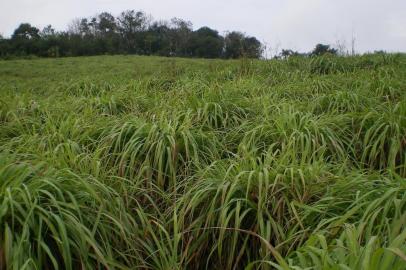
<box><xmin>0</xmin><ymin>10</ymin><xmax>262</xmax><ymax>59</ymax></box>
<box><xmin>0</xmin><ymin>53</ymin><xmax>405</xmax><ymax>269</ymax></box>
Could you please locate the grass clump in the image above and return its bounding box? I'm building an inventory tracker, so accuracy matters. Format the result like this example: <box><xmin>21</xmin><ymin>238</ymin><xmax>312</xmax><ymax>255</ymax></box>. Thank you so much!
<box><xmin>0</xmin><ymin>154</ymin><xmax>138</xmax><ymax>269</ymax></box>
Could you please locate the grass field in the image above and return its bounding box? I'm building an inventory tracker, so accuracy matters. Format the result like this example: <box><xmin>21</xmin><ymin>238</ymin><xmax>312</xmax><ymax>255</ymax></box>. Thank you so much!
<box><xmin>0</xmin><ymin>54</ymin><xmax>406</xmax><ymax>269</ymax></box>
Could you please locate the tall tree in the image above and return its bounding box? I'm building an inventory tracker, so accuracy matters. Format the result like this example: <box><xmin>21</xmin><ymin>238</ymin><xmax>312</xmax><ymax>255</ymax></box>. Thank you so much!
<box><xmin>78</xmin><ymin>19</ymin><xmax>90</xmax><ymax>36</ymax></box>
<box><xmin>224</xmin><ymin>32</ymin><xmax>262</xmax><ymax>59</ymax></box>
<box><xmin>97</xmin><ymin>12</ymin><xmax>117</xmax><ymax>35</ymax></box>
<box><xmin>189</xmin><ymin>27</ymin><xmax>224</xmax><ymax>58</ymax></box>
<box><xmin>311</xmin><ymin>44</ymin><xmax>337</xmax><ymax>56</ymax></box>
<box><xmin>145</xmin><ymin>21</ymin><xmax>171</xmax><ymax>55</ymax></box>
<box><xmin>40</xmin><ymin>25</ymin><xmax>56</xmax><ymax>37</ymax></box>
<box><xmin>224</xmin><ymin>31</ymin><xmax>244</xmax><ymax>58</ymax></box>
<box><xmin>280</xmin><ymin>49</ymin><xmax>299</xmax><ymax>59</ymax></box>
<box><xmin>118</xmin><ymin>10</ymin><xmax>149</xmax><ymax>53</ymax></box>
<box><xmin>12</xmin><ymin>23</ymin><xmax>40</xmax><ymax>40</ymax></box>
<box><xmin>243</xmin><ymin>36</ymin><xmax>262</xmax><ymax>58</ymax></box>
<box><xmin>169</xmin><ymin>18</ymin><xmax>193</xmax><ymax>56</ymax></box>
<box><xmin>10</xmin><ymin>23</ymin><xmax>40</xmax><ymax>55</ymax></box>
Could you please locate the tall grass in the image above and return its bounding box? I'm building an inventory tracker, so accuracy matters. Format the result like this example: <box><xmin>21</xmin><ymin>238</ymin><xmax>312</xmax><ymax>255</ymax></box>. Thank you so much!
<box><xmin>0</xmin><ymin>53</ymin><xmax>405</xmax><ymax>269</ymax></box>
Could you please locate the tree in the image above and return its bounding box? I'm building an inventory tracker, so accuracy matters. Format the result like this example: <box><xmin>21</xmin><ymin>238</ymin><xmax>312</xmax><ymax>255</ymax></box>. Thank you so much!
<box><xmin>189</xmin><ymin>27</ymin><xmax>223</xmax><ymax>58</ymax></box>
<box><xmin>95</xmin><ymin>12</ymin><xmax>119</xmax><ymax>53</ymax></box>
<box><xmin>224</xmin><ymin>32</ymin><xmax>262</xmax><ymax>59</ymax></box>
<box><xmin>67</xmin><ymin>18</ymin><xmax>81</xmax><ymax>35</ymax></box>
<box><xmin>168</xmin><ymin>18</ymin><xmax>193</xmax><ymax>56</ymax></box>
<box><xmin>12</xmin><ymin>23</ymin><xmax>40</xmax><ymax>40</ymax></box>
<box><xmin>78</xmin><ymin>18</ymin><xmax>90</xmax><ymax>36</ymax></box>
<box><xmin>280</xmin><ymin>49</ymin><xmax>299</xmax><ymax>58</ymax></box>
<box><xmin>37</xmin><ymin>25</ymin><xmax>59</xmax><ymax>57</ymax></box>
<box><xmin>311</xmin><ymin>44</ymin><xmax>337</xmax><ymax>56</ymax></box>
<box><xmin>0</xmin><ymin>34</ymin><xmax>9</xmax><ymax>57</ymax></box>
<box><xmin>145</xmin><ymin>21</ymin><xmax>171</xmax><ymax>55</ymax></box>
<box><xmin>118</xmin><ymin>10</ymin><xmax>150</xmax><ymax>53</ymax></box>
<box><xmin>40</xmin><ymin>25</ymin><xmax>56</xmax><ymax>37</ymax></box>
<box><xmin>242</xmin><ymin>36</ymin><xmax>262</xmax><ymax>58</ymax></box>
<box><xmin>224</xmin><ymin>31</ymin><xmax>244</xmax><ymax>59</ymax></box>
<box><xmin>97</xmin><ymin>12</ymin><xmax>117</xmax><ymax>35</ymax></box>
<box><xmin>88</xmin><ymin>17</ymin><xmax>98</xmax><ymax>36</ymax></box>
<box><xmin>9</xmin><ymin>23</ymin><xmax>41</xmax><ymax>56</ymax></box>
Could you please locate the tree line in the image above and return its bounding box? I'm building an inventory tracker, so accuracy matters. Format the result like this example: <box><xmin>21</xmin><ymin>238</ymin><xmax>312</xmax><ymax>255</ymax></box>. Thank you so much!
<box><xmin>0</xmin><ymin>10</ymin><xmax>263</xmax><ymax>59</ymax></box>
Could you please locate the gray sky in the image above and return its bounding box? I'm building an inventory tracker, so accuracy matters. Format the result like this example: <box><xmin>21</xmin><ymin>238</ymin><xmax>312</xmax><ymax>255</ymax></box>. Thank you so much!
<box><xmin>1</xmin><ymin>0</ymin><xmax>406</xmax><ymax>54</ymax></box>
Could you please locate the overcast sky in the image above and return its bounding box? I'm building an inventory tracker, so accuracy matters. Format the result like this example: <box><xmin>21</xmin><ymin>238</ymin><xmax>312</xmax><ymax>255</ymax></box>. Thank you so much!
<box><xmin>1</xmin><ymin>0</ymin><xmax>406</xmax><ymax>54</ymax></box>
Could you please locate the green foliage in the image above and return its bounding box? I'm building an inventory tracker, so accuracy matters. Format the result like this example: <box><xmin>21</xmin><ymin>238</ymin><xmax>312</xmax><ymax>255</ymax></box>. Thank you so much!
<box><xmin>287</xmin><ymin>217</ymin><xmax>406</xmax><ymax>269</ymax></box>
<box><xmin>0</xmin><ymin>154</ymin><xmax>138</xmax><ymax>269</ymax></box>
<box><xmin>0</xmin><ymin>53</ymin><xmax>405</xmax><ymax>269</ymax></box>
<box><xmin>311</xmin><ymin>44</ymin><xmax>338</xmax><ymax>56</ymax></box>
<box><xmin>224</xmin><ymin>32</ymin><xmax>262</xmax><ymax>59</ymax></box>
<box><xmin>310</xmin><ymin>55</ymin><xmax>344</xmax><ymax>75</ymax></box>
<box><xmin>0</xmin><ymin>11</ymin><xmax>263</xmax><ymax>59</ymax></box>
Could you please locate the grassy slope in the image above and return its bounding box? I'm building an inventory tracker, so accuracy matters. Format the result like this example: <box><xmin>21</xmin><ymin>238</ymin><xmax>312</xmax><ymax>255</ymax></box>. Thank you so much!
<box><xmin>0</xmin><ymin>54</ymin><xmax>405</xmax><ymax>269</ymax></box>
